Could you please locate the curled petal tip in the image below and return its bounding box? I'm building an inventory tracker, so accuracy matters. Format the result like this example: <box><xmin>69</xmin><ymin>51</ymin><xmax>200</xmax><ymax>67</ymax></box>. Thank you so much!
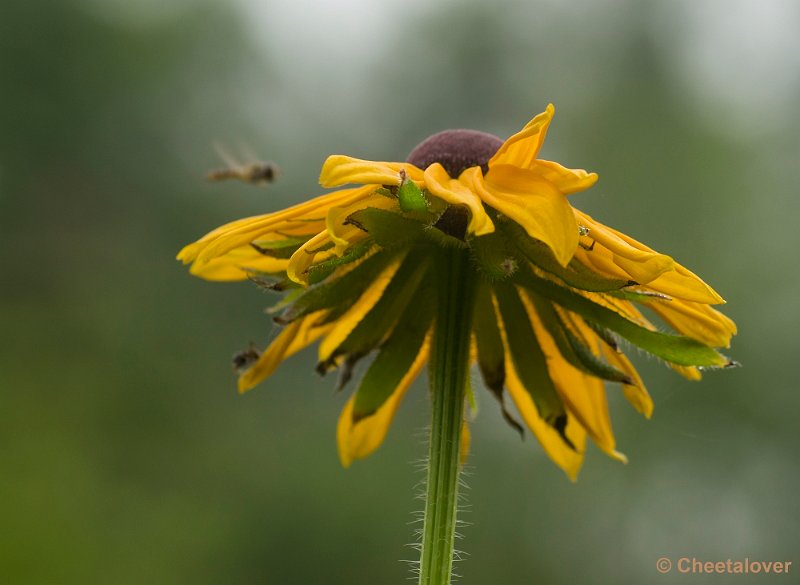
<box><xmin>237</xmin><ymin>377</ymin><xmax>254</xmax><ymax>394</ymax></box>
<box><xmin>611</xmin><ymin>450</ymin><xmax>629</xmax><ymax>464</ymax></box>
<box><xmin>338</xmin><ymin>451</ymin><xmax>353</xmax><ymax>469</ymax></box>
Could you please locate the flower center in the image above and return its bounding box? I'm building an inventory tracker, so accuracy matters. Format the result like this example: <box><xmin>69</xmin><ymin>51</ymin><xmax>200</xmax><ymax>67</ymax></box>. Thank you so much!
<box><xmin>406</xmin><ymin>129</ymin><xmax>503</xmax><ymax>177</ymax></box>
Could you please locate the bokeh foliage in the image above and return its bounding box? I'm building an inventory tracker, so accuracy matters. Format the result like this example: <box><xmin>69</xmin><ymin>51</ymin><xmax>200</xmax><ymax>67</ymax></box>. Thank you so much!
<box><xmin>2</xmin><ymin>1</ymin><xmax>798</xmax><ymax>583</ymax></box>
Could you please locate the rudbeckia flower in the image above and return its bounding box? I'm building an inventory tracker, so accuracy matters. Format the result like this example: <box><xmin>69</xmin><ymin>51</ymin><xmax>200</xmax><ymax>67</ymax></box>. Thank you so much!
<box><xmin>178</xmin><ymin>104</ymin><xmax>736</xmax><ymax>480</ymax></box>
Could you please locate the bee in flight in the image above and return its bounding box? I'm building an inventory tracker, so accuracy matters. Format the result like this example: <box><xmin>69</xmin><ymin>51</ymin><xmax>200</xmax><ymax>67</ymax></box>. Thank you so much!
<box><xmin>207</xmin><ymin>142</ymin><xmax>280</xmax><ymax>186</ymax></box>
<box><xmin>232</xmin><ymin>343</ymin><xmax>261</xmax><ymax>374</ymax></box>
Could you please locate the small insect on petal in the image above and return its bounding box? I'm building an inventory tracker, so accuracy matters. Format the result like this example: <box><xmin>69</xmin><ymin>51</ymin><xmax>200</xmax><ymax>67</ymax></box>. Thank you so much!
<box><xmin>232</xmin><ymin>343</ymin><xmax>261</xmax><ymax>374</ymax></box>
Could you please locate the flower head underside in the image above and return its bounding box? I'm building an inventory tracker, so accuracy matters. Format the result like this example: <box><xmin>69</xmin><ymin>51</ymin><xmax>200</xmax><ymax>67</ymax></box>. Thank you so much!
<box><xmin>178</xmin><ymin>105</ymin><xmax>736</xmax><ymax>479</ymax></box>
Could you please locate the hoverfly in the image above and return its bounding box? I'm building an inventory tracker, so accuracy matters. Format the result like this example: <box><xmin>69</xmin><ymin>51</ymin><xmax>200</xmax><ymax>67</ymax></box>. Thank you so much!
<box><xmin>207</xmin><ymin>142</ymin><xmax>280</xmax><ymax>186</ymax></box>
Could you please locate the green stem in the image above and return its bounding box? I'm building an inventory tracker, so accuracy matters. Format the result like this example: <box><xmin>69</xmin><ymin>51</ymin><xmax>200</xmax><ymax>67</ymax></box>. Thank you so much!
<box><xmin>419</xmin><ymin>248</ymin><xmax>476</xmax><ymax>585</ymax></box>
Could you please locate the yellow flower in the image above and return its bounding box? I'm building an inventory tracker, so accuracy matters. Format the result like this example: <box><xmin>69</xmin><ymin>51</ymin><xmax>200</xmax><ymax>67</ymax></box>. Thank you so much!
<box><xmin>178</xmin><ymin>105</ymin><xmax>736</xmax><ymax>480</ymax></box>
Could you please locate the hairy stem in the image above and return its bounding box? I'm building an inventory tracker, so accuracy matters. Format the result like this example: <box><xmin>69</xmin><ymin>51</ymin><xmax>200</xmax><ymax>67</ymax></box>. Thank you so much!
<box><xmin>418</xmin><ymin>247</ymin><xmax>475</xmax><ymax>585</ymax></box>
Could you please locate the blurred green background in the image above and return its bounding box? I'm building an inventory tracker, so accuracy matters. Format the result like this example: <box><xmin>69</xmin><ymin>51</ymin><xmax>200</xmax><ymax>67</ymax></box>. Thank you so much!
<box><xmin>2</xmin><ymin>1</ymin><xmax>798</xmax><ymax>583</ymax></box>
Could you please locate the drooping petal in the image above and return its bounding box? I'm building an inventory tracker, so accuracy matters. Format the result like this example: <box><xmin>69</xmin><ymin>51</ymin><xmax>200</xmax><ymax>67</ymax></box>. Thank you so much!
<box><xmin>424</xmin><ymin>163</ymin><xmax>494</xmax><ymax>236</ymax></box>
<box><xmin>573</xmin><ymin>210</ymin><xmax>675</xmax><ymax>284</ymax></box>
<box><xmin>189</xmin><ymin>246</ymin><xmax>290</xmax><ymax>281</ymax></box>
<box><xmin>180</xmin><ymin>188</ymin><xmax>370</xmax><ymax>267</ymax></box>
<box><xmin>605</xmin><ymin>222</ymin><xmax>725</xmax><ymax>304</ymax></box>
<box><xmin>581</xmin><ymin>290</ymin><xmax>721</xmax><ymax>379</ymax></box>
<box><xmin>237</xmin><ymin>311</ymin><xmax>337</xmax><ymax>393</ymax></box>
<box><xmin>237</xmin><ymin>319</ymin><xmax>299</xmax><ymax>392</ymax></box>
<box><xmin>519</xmin><ymin>291</ymin><xmax>626</xmax><ymax>462</ymax></box>
<box><xmin>466</xmin><ymin>165</ymin><xmax>579</xmax><ymax>266</ymax></box>
<box><xmin>285</xmin><ymin>313</ymin><xmax>336</xmax><ymax>357</ymax></box>
<box><xmin>320</xmin><ymin>155</ymin><xmax>424</xmax><ymax>188</ymax></box>
<box><xmin>644</xmin><ymin>266</ymin><xmax>726</xmax><ymax>305</ymax></box>
<box><xmin>488</xmin><ymin>104</ymin><xmax>554</xmax><ymax>170</ymax></box>
<box><xmin>504</xmin><ymin>357</ymin><xmax>586</xmax><ymax>481</ymax></box>
<box><xmin>574</xmin><ymin>210</ymin><xmax>724</xmax><ymax>304</ymax></box>
<box><xmin>562</xmin><ymin>310</ymin><xmax>654</xmax><ymax>418</ymax></box>
<box><xmin>591</xmin><ymin>340</ymin><xmax>653</xmax><ymax>419</ymax></box>
<box><xmin>336</xmin><ymin>338</ymin><xmax>429</xmax><ymax>467</ymax></box>
<box><xmin>646</xmin><ymin>299</ymin><xmax>737</xmax><ymax>348</ymax></box>
<box><xmin>671</xmin><ymin>365</ymin><xmax>703</xmax><ymax>381</ymax></box>
<box><xmin>318</xmin><ymin>257</ymin><xmax>404</xmax><ymax>363</ymax></box>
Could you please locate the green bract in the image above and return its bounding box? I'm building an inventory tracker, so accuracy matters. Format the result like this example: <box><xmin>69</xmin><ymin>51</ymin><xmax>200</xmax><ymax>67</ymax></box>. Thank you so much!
<box><xmin>263</xmin><ymin>188</ymin><xmax>732</xmax><ymax>442</ymax></box>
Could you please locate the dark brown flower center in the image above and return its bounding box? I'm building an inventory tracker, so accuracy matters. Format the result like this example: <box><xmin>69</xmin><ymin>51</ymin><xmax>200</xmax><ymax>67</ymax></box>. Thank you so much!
<box><xmin>406</xmin><ymin>129</ymin><xmax>503</xmax><ymax>177</ymax></box>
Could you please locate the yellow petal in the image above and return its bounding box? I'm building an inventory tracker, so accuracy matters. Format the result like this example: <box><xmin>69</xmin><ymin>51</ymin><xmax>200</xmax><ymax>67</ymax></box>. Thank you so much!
<box><xmin>189</xmin><ymin>246</ymin><xmax>289</xmax><ymax>281</ymax></box>
<box><xmin>423</xmin><ymin>163</ymin><xmax>494</xmax><ymax>236</ymax></box>
<box><xmin>238</xmin><ymin>320</ymin><xmax>302</xmax><ymax>393</ymax></box>
<box><xmin>286</xmin><ymin>231</ymin><xmax>331</xmax><ymax>284</ymax></box>
<box><xmin>574</xmin><ymin>210</ymin><xmax>675</xmax><ymax>284</ymax></box>
<box><xmin>598</xmin><ymin>343</ymin><xmax>654</xmax><ymax>419</ymax></box>
<box><xmin>530</xmin><ymin>159</ymin><xmax>598</xmax><ymax>195</ymax></box>
<box><xmin>489</xmin><ymin>104</ymin><xmax>555</xmax><ymax>169</ymax></box>
<box><xmin>647</xmin><ymin>299</ymin><xmax>737</xmax><ymax>348</ymax></box>
<box><xmin>285</xmin><ymin>223</ymin><xmax>363</xmax><ymax>284</ymax></box>
<box><xmin>574</xmin><ymin>211</ymin><xmax>725</xmax><ymax>304</ymax></box>
<box><xmin>504</xmin><ymin>358</ymin><xmax>586</xmax><ymax>481</ymax></box>
<box><xmin>325</xmin><ymin>191</ymin><xmax>396</xmax><ymax>252</ymax></box>
<box><xmin>319</xmin><ymin>155</ymin><xmax>424</xmax><ymax>188</ymax></box>
<box><xmin>318</xmin><ymin>256</ymin><xmax>404</xmax><ymax>363</ymax></box>
<box><xmin>580</xmin><ymin>291</ymin><xmax>711</xmax><ymax>382</ymax></box>
<box><xmin>467</xmin><ymin>165</ymin><xmax>579</xmax><ymax>266</ymax></box>
<box><xmin>337</xmin><ymin>337</ymin><xmax>429</xmax><ymax>467</ymax></box>
<box><xmin>604</xmin><ymin>222</ymin><xmax>725</xmax><ymax>304</ymax></box>
<box><xmin>285</xmin><ymin>313</ymin><xmax>336</xmax><ymax>358</ymax></box>
<box><xmin>644</xmin><ymin>266</ymin><xmax>725</xmax><ymax>305</ymax></box>
<box><xmin>671</xmin><ymin>364</ymin><xmax>703</xmax><ymax>381</ymax></box>
<box><xmin>519</xmin><ymin>291</ymin><xmax>625</xmax><ymax>462</ymax></box>
<box><xmin>238</xmin><ymin>312</ymin><xmax>335</xmax><ymax>393</ymax></box>
<box><xmin>183</xmin><ymin>189</ymin><xmax>369</xmax><ymax>267</ymax></box>
<box><xmin>460</xmin><ymin>419</ymin><xmax>471</xmax><ymax>465</ymax></box>
<box><xmin>576</xmin><ymin>292</ymin><xmax>647</xmax><ymax>329</ymax></box>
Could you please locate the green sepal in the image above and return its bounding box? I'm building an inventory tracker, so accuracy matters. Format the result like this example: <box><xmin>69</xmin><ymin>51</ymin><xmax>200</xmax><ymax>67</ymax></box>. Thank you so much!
<box><xmin>528</xmin><ymin>294</ymin><xmax>633</xmax><ymax>384</ymax></box>
<box><xmin>247</xmin><ymin>274</ymin><xmax>301</xmax><ymax>293</ymax></box>
<box><xmin>423</xmin><ymin>225</ymin><xmax>469</xmax><ymax>250</ymax></box>
<box><xmin>346</xmin><ymin>207</ymin><xmax>427</xmax><ymax>249</ymax></box>
<box><xmin>351</xmin><ymin>282</ymin><xmax>434</xmax><ymax>421</ymax></box>
<box><xmin>583</xmin><ymin>321</ymin><xmax>620</xmax><ymax>352</ymax></box>
<box><xmin>317</xmin><ymin>252</ymin><xmax>431</xmax><ymax>372</ymax></box>
<box><xmin>397</xmin><ymin>178</ymin><xmax>429</xmax><ymax>213</ymax></box>
<box><xmin>513</xmin><ymin>267</ymin><xmax>730</xmax><ymax>367</ymax></box>
<box><xmin>275</xmin><ymin>247</ymin><xmax>398</xmax><ymax>325</ymax></box>
<box><xmin>504</xmin><ymin>220</ymin><xmax>634</xmax><ymax>292</ymax></box>
<box><xmin>250</xmin><ymin>236</ymin><xmax>309</xmax><ymax>259</ymax></box>
<box><xmin>473</xmin><ymin>282</ymin><xmax>506</xmax><ymax>394</ymax></box>
<box><xmin>374</xmin><ymin>187</ymin><xmax>396</xmax><ymax>199</ymax></box>
<box><xmin>423</xmin><ymin>192</ymin><xmax>449</xmax><ymax>216</ymax></box>
<box><xmin>306</xmin><ymin>239</ymin><xmax>375</xmax><ymax>285</ymax></box>
<box><xmin>265</xmin><ymin>287</ymin><xmax>305</xmax><ymax>315</ymax></box>
<box><xmin>492</xmin><ymin>281</ymin><xmax>567</xmax><ymax>429</ymax></box>
<box><xmin>472</xmin><ymin>282</ymin><xmax>523</xmax><ymax>436</ymax></box>
<box><xmin>608</xmin><ymin>289</ymin><xmax>673</xmax><ymax>303</ymax></box>
<box><xmin>470</xmin><ymin>232</ymin><xmax>520</xmax><ymax>281</ymax></box>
